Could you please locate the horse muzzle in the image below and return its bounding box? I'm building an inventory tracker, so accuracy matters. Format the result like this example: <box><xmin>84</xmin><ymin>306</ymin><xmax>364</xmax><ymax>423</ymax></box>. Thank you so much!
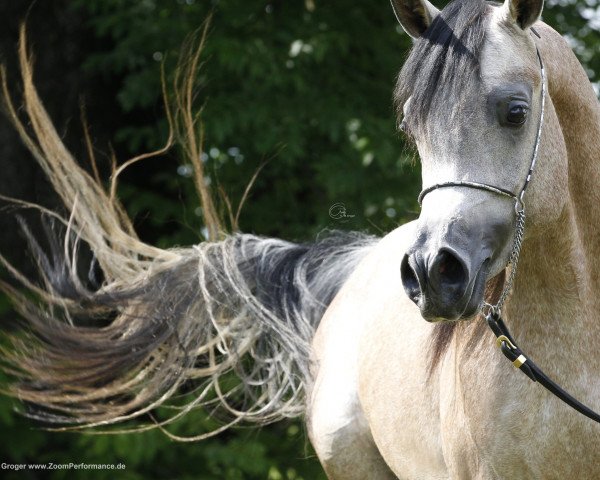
<box><xmin>401</xmin><ymin>247</ymin><xmax>489</xmax><ymax>321</ymax></box>
<box><xmin>400</xmin><ymin>192</ymin><xmax>514</xmax><ymax>321</ymax></box>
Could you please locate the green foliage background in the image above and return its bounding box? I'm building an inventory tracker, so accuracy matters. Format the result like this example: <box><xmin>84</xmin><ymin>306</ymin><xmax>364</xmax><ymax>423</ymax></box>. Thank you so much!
<box><xmin>0</xmin><ymin>0</ymin><xmax>598</xmax><ymax>478</ymax></box>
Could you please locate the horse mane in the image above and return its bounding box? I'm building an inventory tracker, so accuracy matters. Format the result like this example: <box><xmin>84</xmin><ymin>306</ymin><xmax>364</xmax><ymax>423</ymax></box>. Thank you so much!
<box><xmin>394</xmin><ymin>0</ymin><xmax>490</xmax><ymax>135</ymax></box>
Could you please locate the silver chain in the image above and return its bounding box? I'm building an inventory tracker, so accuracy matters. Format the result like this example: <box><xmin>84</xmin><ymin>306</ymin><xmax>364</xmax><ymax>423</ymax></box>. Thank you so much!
<box><xmin>484</xmin><ymin>208</ymin><xmax>526</xmax><ymax>315</ymax></box>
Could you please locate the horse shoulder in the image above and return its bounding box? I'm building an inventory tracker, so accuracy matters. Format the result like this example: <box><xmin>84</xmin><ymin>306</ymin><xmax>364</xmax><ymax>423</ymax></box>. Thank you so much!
<box><xmin>307</xmin><ymin>223</ymin><xmax>420</xmax><ymax>479</ymax></box>
<box><xmin>355</xmin><ymin>222</ymin><xmax>451</xmax><ymax>479</ymax></box>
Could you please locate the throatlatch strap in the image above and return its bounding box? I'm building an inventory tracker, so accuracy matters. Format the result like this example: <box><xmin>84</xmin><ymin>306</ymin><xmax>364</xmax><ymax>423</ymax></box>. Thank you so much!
<box><xmin>486</xmin><ymin>311</ymin><xmax>600</xmax><ymax>424</ymax></box>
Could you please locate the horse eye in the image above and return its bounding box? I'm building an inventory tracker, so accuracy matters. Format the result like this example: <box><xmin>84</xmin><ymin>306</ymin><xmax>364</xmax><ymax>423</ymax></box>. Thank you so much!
<box><xmin>506</xmin><ymin>101</ymin><xmax>528</xmax><ymax>125</ymax></box>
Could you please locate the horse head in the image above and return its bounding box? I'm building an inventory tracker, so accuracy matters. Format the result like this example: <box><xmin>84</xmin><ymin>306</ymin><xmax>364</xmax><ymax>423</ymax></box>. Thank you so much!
<box><xmin>394</xmin><ymin>0</ymin><xmax>568</xmax><ymax>321</ymax></box>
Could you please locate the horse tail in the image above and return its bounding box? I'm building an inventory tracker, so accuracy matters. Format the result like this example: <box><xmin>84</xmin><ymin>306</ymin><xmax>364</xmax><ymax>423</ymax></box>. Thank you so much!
<box><xmin>0</xmin><ymin>28</ymin><xmax>377</xmax><ymax>437</ymax></box>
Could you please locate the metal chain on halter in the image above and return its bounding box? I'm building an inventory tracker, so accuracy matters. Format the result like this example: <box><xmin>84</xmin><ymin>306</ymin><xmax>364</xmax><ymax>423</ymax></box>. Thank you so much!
<box><xmin>484</xmin><ymin>209</ymin><xmax>526</xmax><ymax>315</ymax></box>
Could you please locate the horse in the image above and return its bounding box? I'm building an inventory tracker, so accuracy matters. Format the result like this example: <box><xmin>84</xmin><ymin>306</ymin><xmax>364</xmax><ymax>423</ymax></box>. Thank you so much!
<box><xmin>309</xmin><ymin>0</ymin><xmax>600</xmax><ymax>477</ymax></box>
<box><xmin>1</xmin><ymin>0</ymin><xmax>599</xmax><ymax>478</ymax></box>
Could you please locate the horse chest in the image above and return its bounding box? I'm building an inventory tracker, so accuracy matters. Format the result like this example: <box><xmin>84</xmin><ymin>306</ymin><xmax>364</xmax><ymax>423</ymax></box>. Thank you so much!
<box><xmin>437</xmin><ymin>353</ymin><xmax>600</xmax><ymax>479</ymax></box>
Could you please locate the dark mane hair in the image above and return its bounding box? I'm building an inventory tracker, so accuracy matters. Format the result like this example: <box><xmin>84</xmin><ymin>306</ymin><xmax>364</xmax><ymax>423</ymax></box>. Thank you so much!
<box><xmin>394</xmin><ymin>0</ymin><xmax>491</xmax><ymax>133</ymax></box>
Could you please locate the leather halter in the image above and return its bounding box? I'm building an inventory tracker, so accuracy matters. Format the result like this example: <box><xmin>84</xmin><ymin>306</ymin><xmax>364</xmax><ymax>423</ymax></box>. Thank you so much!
<box><xmin>417</xmin><ymin>39</ymin><xmax>600</xmax><ymax>423</ymax></box>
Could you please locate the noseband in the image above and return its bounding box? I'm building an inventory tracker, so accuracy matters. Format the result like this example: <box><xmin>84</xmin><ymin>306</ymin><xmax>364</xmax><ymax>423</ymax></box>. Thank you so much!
<box><xmin>416</xmin><ymin>39</ymin><xmax>600</xmax><ymax>424</ymax></box>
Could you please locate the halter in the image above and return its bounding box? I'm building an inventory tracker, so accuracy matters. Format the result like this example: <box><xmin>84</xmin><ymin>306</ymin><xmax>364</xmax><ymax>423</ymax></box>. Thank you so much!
<box><xmin>417</xmin><ymin>40</ymin><xmax>600</xmax><ymax>423</ymax></box>
<box><xmin>418</xmin><ymin>46</ymin><xmax>546</xmax><ymax>314</ymax></box>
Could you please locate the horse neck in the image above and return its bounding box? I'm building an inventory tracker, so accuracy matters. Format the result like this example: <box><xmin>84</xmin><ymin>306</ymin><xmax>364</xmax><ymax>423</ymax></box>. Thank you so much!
<box><xmin>546</xmin><ymin>32</ymin><xmax>600</xmax><ymax>265</ymax></box>
<box><xmin>505</xmin><ymin>26</ymin><xmax>600</xmax><ymax>363</ymax></box>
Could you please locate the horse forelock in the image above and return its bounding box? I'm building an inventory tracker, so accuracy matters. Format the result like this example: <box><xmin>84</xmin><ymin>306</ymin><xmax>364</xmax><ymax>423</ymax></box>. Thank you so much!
<box><xmin>395</xmin><ymin>0</ymin><xmax>492</xmax><ymax>135</ymax></box>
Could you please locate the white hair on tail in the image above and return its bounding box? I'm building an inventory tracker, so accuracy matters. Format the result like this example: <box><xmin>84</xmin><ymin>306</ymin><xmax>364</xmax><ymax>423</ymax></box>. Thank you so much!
<box><xmin>0</xmin><ymin>26</ymin><xmax>378</xmax><ymax>439</ymax></box>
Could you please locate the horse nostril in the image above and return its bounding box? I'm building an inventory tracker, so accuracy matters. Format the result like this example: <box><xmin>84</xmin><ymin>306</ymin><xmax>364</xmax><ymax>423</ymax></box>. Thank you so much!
<box><xmin>434</xmin><ymin>250</ymin><xmax>467</xmax><ymax>288</ymax></box>
<box><xmin>400</xmin><ymin>253</ymin><xmax>422</xmax><ymax>305</ymax></box>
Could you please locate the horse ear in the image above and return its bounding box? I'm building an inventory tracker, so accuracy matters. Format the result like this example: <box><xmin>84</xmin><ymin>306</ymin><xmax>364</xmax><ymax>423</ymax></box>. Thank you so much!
<box><xmin>502</xmin><ymin>0</ymin><xmax>544</xmax><ymax>30</ymax></box>
<box><xmin>390</xmin><ymin>0</ymin><xmax>440</xmax><ymax>39</ymax></box>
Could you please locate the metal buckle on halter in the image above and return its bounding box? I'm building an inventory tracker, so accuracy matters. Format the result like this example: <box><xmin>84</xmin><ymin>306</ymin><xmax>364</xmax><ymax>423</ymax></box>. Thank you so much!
<box><xmin>495</xmin><ymin>335</ymin><xmax>527</xmax><ymax>368</ymax></box>
<box><xmin>515</xmin><ymin>195</ymin><xmax>525</xmax><ymax>215</ymax></box>
<box><xmin>495</xmin><ymin>335</ymin><xmax>517</xmax><ymax>350</ymax></box>
<box><xmin>483</xmin><ymin>302</ymin><xmax>500</xmax><ymax>318</ymax></box>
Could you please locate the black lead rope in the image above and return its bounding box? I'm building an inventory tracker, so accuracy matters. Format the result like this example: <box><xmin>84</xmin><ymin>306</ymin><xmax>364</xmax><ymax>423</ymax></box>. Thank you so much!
<box><xmin>486</xmin><ymin>310</ymin><xmax>600</xmax><ymax>423</ymax></box>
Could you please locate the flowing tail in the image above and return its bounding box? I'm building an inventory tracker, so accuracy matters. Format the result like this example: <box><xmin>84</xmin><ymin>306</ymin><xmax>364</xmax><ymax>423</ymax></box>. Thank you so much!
<box><xmin>0</xmin><ymin>28</ymin><xmax>377</xmax><ymax>437</ymax></box>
